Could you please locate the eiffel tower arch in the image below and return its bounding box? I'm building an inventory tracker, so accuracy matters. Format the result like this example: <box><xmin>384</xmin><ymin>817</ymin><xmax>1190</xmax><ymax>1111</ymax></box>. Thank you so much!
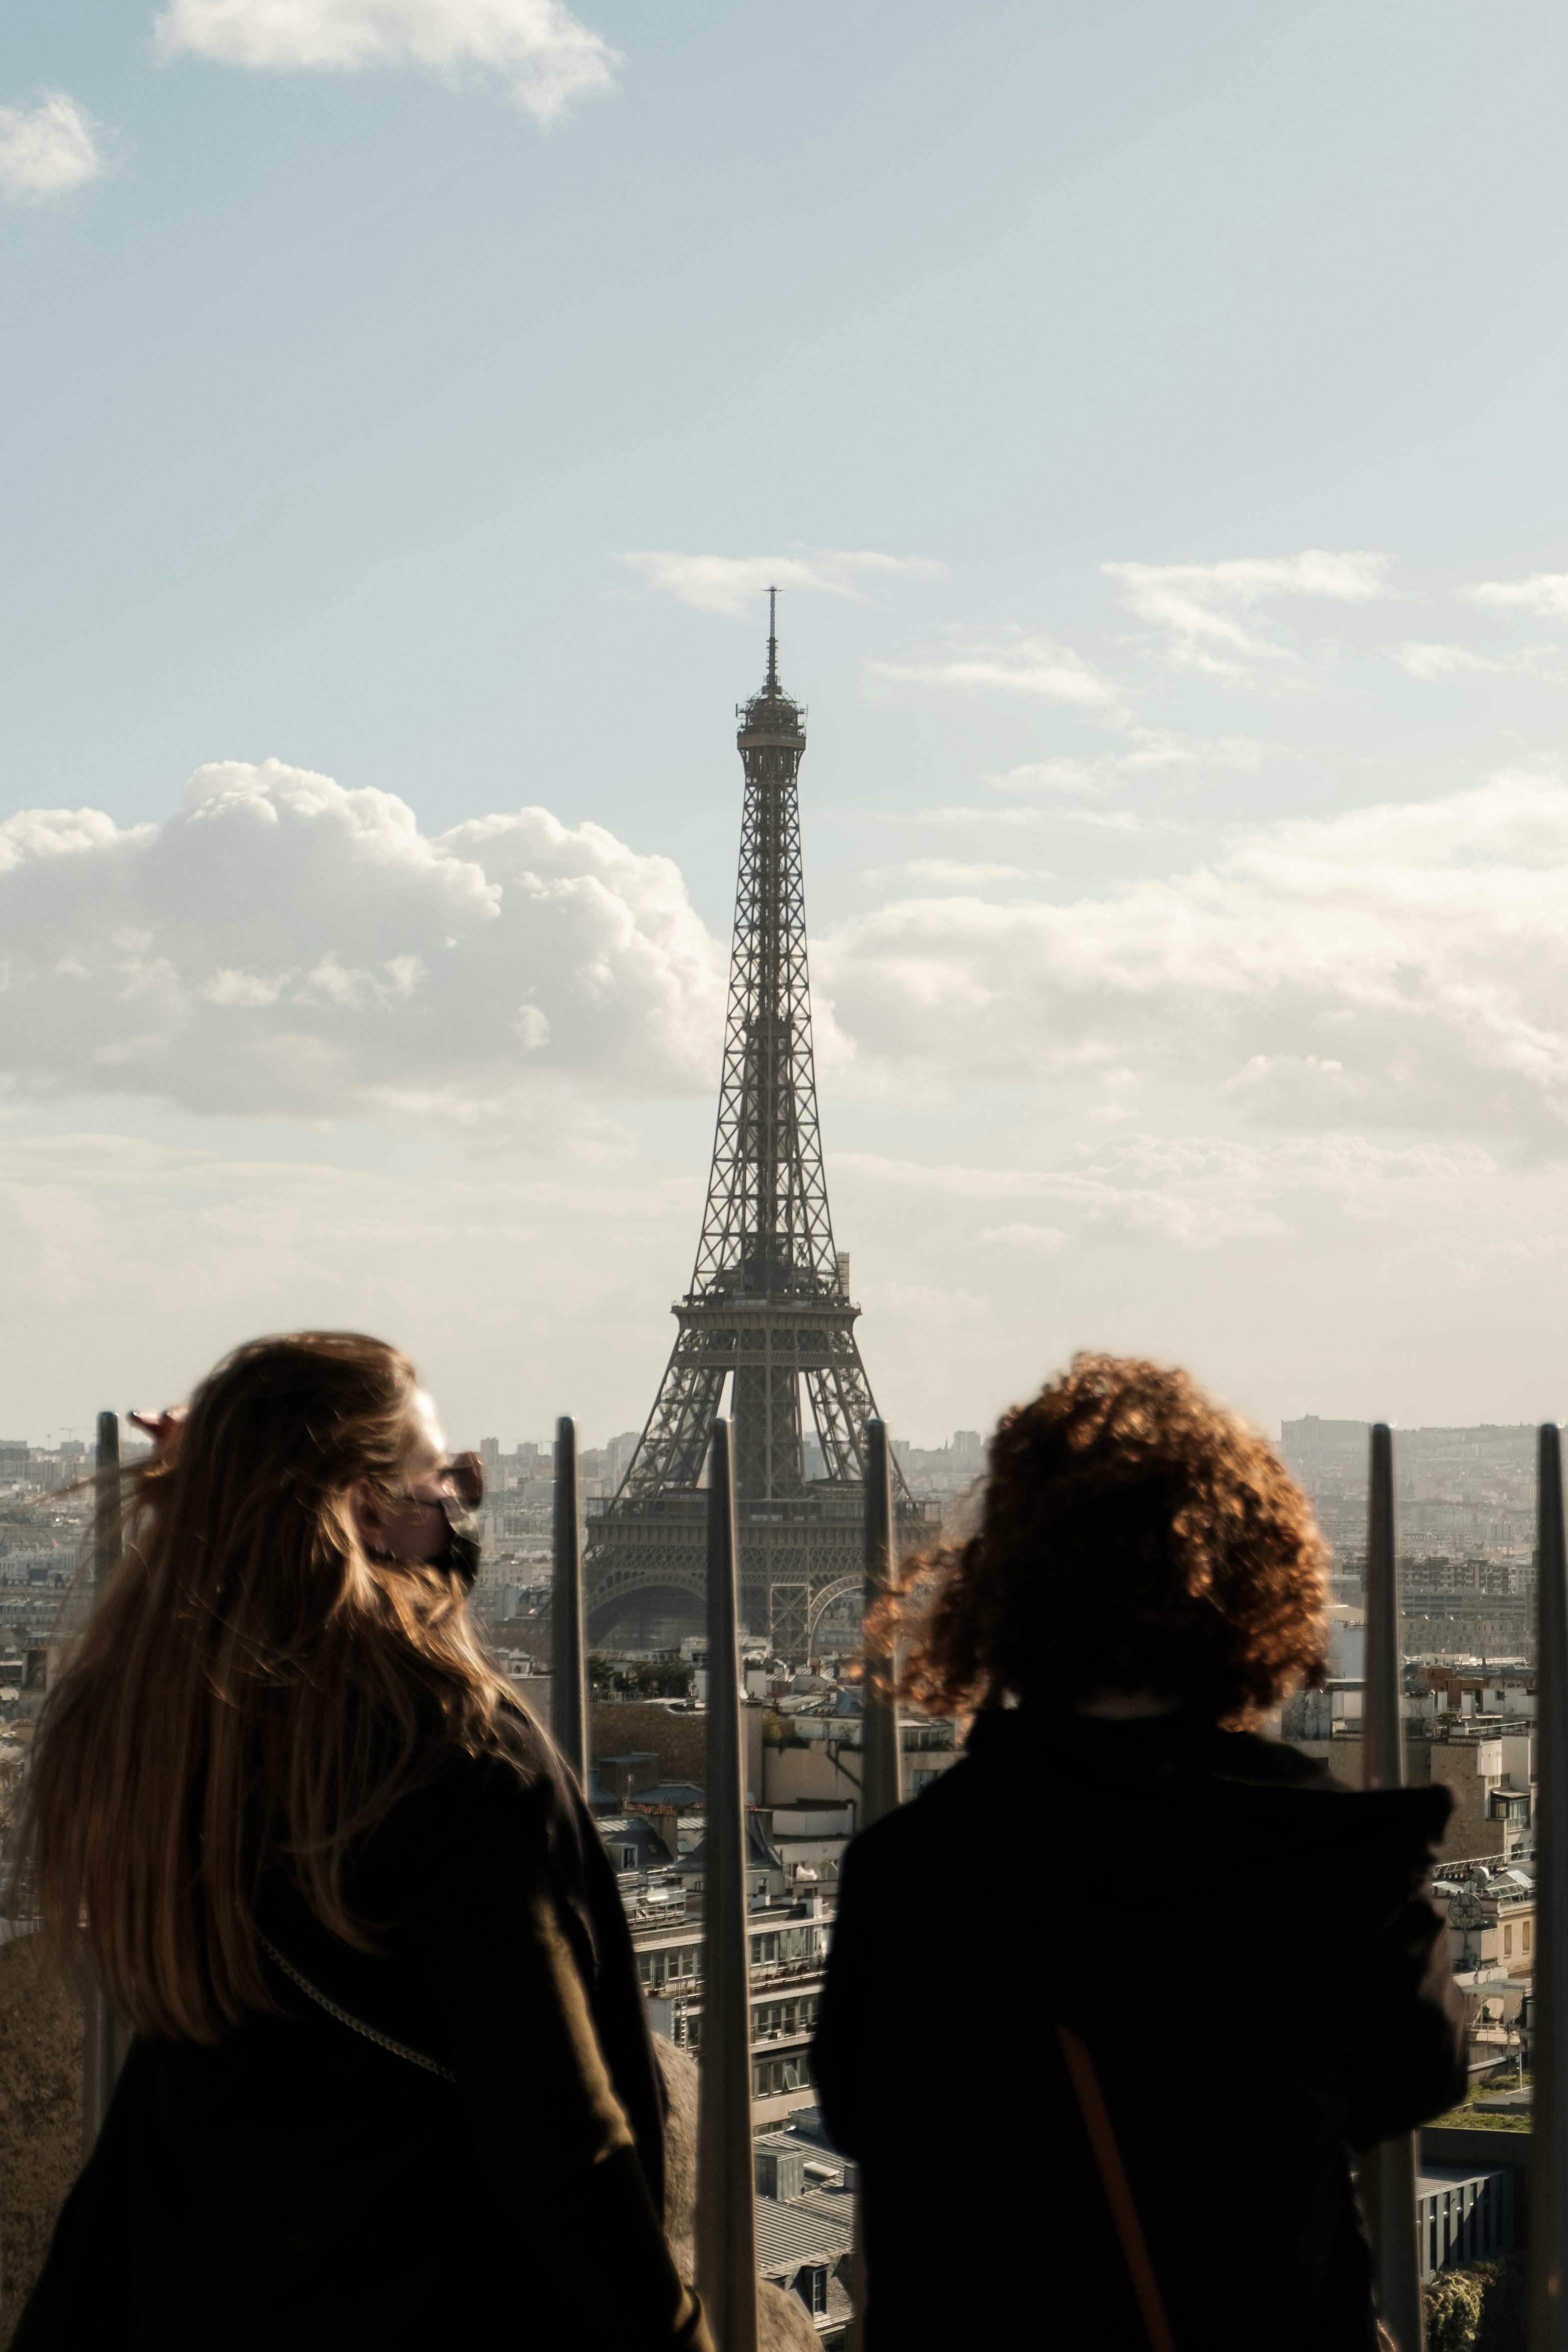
<box><xmin>584</xmin><ymin>597</ymin><xmax>933</xmax><ymax>1657</ymax></box>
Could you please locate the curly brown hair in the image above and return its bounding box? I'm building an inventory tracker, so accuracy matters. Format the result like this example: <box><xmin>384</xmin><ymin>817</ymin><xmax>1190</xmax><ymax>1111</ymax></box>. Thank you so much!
<box><xmin>878</xmin><ymin>1352</ymin><xmax>1328</xmax><ymax>1725</ymax></box>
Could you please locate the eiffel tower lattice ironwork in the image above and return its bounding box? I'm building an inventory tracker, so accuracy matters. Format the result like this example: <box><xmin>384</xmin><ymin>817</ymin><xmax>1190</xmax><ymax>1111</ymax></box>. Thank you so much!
<box><xmin>584</xmin><ymin>595</ymin><xmax>932</xmax><ymax>1658</ymax></box>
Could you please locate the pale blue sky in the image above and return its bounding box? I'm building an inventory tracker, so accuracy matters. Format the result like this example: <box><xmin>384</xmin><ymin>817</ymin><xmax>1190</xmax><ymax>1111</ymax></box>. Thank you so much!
<box><xmin>5</xmin><ymin>0</ymin><xmax>1568</xmax><ymax>1447</ymax></box>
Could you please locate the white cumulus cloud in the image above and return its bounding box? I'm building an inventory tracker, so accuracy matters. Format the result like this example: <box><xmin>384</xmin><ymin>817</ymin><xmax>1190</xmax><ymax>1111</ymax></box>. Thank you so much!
<box><xmin>910</xmin><ymin>806</ymin><xmax>1048</xmax><ymax>831</ymax></box>
<box><xmin>1463</xmin><ymin>572</ymin><xmax>1568</xmax><ymax>622</ymax></box>
<box><xmin>16</xmin><ymin>756</ymin><xmax>1568</xmax><ymax>1176</ymax></box>
<box><xmin>1390</xmin><ymin>640</ymin><xmax>1560</xmax><ymax>682</ymax></box>
<box><xmin>871</xmin><ymin>628</ymin><xmax>1119</xmax><ymax>709</ymax></box>
<box><xmin>154</xmin><ymin>0</ymin><xmax>619</xmax><ymax>122</ymax></box>
<box><xmin>990</xmin><ymin>734</ymin><xmax>1283</xmax><ymax>799</ymax></box>
<box><xmin>820</xmin><ymin>770</ymin><xmax>1568</xmax><ymax>1148</ymax></box>
<box><xmin>973</xmin><ymin>1222</ymin><xmax>1068</xmax><ymax>1251</ymax></box>
<box><xmin>850</xmin><ymin>1134</ymin><xmax>1491</xmax><ymax>1251</ymax></box>
<box><xmin>896</xmin><ymin>860</ymin><xmax>1047</xmax><ymax>886</ymax></box>
<box><xmin>0</xmin><ymin>760</ymin><xmax>723</xmax><ymax>1126</ymax></box>
<box><xmin>1103</xmin><ymin>550</ymin><xmax>1394</xmax><ymax>677</ymax></box>
<box><xmin>0</xmin><ymin>92</ymin><xmax>113</xmax><ymax>205</ymax></box>
<box><xmin>613</xmin><ymin>547</ymin><xmax>942</xmax><ymax>619</ymax></box>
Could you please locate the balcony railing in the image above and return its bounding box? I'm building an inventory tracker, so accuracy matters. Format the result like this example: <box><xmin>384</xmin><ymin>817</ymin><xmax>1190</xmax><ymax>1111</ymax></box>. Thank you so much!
<box><xmin>13</xmin><ymin>1409</ymin><xmax>1568</xmax><ymax>2349</ymax></box>
<box><xmin>578</xmin><ymin>1413</ymin><xmax>1568</xmax><ymax>2348</ymax></box>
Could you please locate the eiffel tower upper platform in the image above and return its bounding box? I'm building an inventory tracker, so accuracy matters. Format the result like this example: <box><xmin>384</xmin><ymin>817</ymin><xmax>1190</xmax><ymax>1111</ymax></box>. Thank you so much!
<box><xmin>584</xmin><ymin>596</ymin><xmax>934</xmax><ymax>1659</ymax></box>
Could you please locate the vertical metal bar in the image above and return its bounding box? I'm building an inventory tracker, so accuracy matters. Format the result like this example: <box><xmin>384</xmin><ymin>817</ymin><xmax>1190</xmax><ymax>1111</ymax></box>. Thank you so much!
<box><xmin>83</xmin><ymin>1410</ymin><xmax>124</xmax><ymax>2154</ymax></box>
<box><xmin>1531</xmin><ymin>1422</ymin><xmax>1568</xmax><ymax>2350</ymax></box>
<box><xmin>848</xmin><ymin>1418</ymin><xmax>903</xmax><ymax>2352</ymax></box>
<box><xmin>550</xmin><ymin>1415</ymin><xmax>588</xmax><ymax>1791</ymax></box>
<box><xmin>860</xmin><ymin>1419</ymin><xmax>902</xmax><ymax>1832</ymax></box>
<box><xmin>1363</xmin><ymin>1428</ymin><xmax>1403</xmax><ymax>1793</ymax></box>
<box><xmin>1360</xmin><ymin>1423</ymin><xmax>1424</xmax><ymax>2351</ymax></box>
<box><xmin>696</xmin><ymin>1418</ymin><xmax>758</xmax><ymax>2352</ymax></box>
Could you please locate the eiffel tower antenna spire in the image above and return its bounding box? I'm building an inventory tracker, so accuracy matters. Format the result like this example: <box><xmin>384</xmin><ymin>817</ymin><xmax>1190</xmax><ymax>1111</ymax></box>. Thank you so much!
<box><xmin>584</xmin><ymin>598</ymin><xmax>928</xmax><ymax>1658</ymax></box>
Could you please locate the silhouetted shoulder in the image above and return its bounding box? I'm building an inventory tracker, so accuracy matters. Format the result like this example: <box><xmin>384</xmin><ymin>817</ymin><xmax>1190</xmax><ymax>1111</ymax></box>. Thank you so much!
<box><xmin>347</xmin><ymin>1704</ymin><xmax>586</xmax><ymax>1912</ymax></box>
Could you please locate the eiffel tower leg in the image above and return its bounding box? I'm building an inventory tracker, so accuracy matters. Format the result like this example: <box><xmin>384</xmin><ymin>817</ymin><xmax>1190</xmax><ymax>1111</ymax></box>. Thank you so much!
<box><xmin>807</xmin><ymin>1333</ymin><xmax>917</xmax><ymax>1505</ymax></box>
<box><xmin>805</xmin><ymin>1334</ymin><xmax>877</xmax><ymax>1485</ymax></box>
<box><xmin>621</xmin><ymin>1331</ymin><xmax>729</xmax><ymax>1500</ymax></box>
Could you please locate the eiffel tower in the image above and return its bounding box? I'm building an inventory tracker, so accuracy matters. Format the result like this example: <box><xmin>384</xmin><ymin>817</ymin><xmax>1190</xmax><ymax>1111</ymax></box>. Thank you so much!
<box><xmin>584</xmin><ymin>595</ymin><xmax>932</xmax><ymax>1659</ymax></box>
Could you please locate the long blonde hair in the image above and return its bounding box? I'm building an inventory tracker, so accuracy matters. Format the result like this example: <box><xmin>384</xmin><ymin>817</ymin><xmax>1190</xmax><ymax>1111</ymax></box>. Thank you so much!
<box><xmin>19</xmin><ymin>1331</ymin><xmax>524</xmax><ymax>2043</ymax></box>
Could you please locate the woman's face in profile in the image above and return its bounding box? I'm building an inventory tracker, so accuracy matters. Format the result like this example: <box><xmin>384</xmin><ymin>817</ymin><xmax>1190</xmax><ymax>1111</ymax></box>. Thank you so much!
<box><xmin>353</xmin><ymin>1389</ymin><xmax>458</xmax><ymax>1565</ymax></box>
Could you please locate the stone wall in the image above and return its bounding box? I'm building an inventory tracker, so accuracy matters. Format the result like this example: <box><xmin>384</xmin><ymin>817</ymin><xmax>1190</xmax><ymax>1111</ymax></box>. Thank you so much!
<box><xmin>655</xmin><ymin>2038</ymin><xmax>817</xmax><ymax>2352</ymax></box>
<box><xmin>0</xmin><ymin>1936</ymin><xmax>82</xmax><ymax>2346</ymax></box>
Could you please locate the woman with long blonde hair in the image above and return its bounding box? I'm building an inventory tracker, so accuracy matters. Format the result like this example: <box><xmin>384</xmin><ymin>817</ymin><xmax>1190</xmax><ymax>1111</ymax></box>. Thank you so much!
<box><xmin>13</xmin><ymin>1330</ymin><xmax>709</xmax><ymax>2351</ymax></box>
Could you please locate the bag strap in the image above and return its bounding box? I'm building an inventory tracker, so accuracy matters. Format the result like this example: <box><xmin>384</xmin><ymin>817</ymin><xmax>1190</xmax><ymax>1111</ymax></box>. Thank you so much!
<box><xmin>1055</xmin><ymin>2022</ymin><xmax>1176</xmax><ymax>2352</ymax></box>
<box><xmin>258</xmin><ymin>1932</ymin><xmax>459</xmax><ymax>2084</ymax></box>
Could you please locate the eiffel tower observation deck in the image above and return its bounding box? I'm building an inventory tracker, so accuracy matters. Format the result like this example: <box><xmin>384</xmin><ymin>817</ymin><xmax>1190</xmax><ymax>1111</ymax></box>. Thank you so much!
<box><xmin>584</xmin><ymin>595</ymin><xmax>934</xmax><ymax>1659</ymax></box>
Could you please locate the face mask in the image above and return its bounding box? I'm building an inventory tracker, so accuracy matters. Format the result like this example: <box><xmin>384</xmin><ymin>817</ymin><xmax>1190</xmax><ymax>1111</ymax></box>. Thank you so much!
<box><xmin>430</xmin><ymin>1451</ymin><xmax>484</xmax><ymax>1588</ymax></box>
<box><xmin>441</xmin><ymin>1524</ymin><xmax>483</xmax><ymax>1593</ymax></box>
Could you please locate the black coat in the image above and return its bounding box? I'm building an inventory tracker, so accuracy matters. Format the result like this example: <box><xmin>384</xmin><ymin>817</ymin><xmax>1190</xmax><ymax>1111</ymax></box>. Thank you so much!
<box><xmin>16</xmin><ymin>1714</ymin><xmax>707</xmax><ymax>2352</ymax></box>
<box><xmin>811</xmin><ymin>1709</ymin><xmax>1467</xmax><ymax>2352</ymax></box>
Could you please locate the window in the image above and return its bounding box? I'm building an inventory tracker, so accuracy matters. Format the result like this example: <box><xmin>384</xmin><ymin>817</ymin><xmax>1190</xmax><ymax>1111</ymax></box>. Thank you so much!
<box><xmin>1505</xmin><ymin>1924</ymin><xmax>1513</xmax><ymax>1956</ymax></box>
<box><xmin>753</xmin><ymin>2053</ymin><xmax>813</xmax><ymax>2098</ymax></box>
<box><xmin>794</xmin><ymin>2267</ymin><xmax>828</xmax><ymax>2316</ymax></box>
<box><xmin>751</xmin><ymin>1993</ymin><xmax>820</xmax><ymax>2042</ymax></box>
<box><xmin>1525</xmin><ymin>1918</ymin><xmax>1533</xmax><ymax>1953</ymax></box>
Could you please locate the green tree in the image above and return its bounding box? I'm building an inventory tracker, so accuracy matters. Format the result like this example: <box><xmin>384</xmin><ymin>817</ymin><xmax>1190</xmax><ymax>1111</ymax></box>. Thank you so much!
<box><xmin>1425</xmin><ymin>2272</ymin><xmax>1483</xmax><ymax>2352</ymax></box>
<box><xmin>588</xmin><ymin>1653</ymin><xmax>692</xmax><ymax>1698</ymax></box>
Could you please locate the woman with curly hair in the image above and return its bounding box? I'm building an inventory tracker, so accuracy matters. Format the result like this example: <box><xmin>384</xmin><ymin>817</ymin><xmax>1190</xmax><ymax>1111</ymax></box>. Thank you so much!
<box><xmin>812</xmin><ymin>1353</ymin><xmax>1463</xmax><ymax>2352</ymax></box>
<box><xmin>13</xmin><ymin>1332</ymin><xmax>710</xmax><ymax>2352</ymax></box>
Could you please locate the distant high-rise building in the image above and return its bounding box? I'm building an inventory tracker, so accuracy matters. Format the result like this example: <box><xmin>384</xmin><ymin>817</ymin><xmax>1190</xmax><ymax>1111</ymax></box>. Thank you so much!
<box><xmin>605</xmin><ymin>1431</ymin><xmax>642</xmax><ymax>1485</ymax></box>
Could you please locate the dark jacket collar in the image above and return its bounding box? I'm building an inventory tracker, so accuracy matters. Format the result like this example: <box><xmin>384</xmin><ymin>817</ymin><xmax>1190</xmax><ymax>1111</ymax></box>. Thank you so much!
<box><xmin>959</xmin><ymin>1703</ymin><xmax>1451</xmax><ymax>1924</ymax></box>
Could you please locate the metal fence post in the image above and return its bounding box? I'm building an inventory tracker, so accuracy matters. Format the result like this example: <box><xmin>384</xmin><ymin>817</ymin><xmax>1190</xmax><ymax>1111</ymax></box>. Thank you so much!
<box><xmin>550</xmin><ymin>1415</ymin><xmax>588</xmax><ymax>1791</ymax></box>
<box><xmin>860</xmin><ymin>1419</ymin><xmax>902</xmax><ymax>1832</ymax></box>
<box><xmin>82</xmin><ymin>1410</ymin><xmax>125</xmax><ymax>2153</ymax></box>
<box><xmin>1360</xmin><ymin>1423</ymin><xmax>1424</xmax><ymax>2351</ymax></box>
<box><xmin>1531</xmin><ymin>1422</ymin><xmax>1568</xmax><ymax>2350</ymax></box>
<box><xmin>847</xmin><ymin>1418</ymin><xmax>904</xmax><ymax>2350</ymax></box>
<box><xmin>696</xmin><ymin>1417</ymin><xmax>758</xmax><ymax>2352</ymax></box>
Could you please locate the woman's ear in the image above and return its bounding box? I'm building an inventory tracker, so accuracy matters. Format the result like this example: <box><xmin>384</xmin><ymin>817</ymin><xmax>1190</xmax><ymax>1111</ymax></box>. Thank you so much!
<box><xmin>348</xmin><ymin>1479</ymin><xmax>387</xmax><ymax>1560</ymax></box>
